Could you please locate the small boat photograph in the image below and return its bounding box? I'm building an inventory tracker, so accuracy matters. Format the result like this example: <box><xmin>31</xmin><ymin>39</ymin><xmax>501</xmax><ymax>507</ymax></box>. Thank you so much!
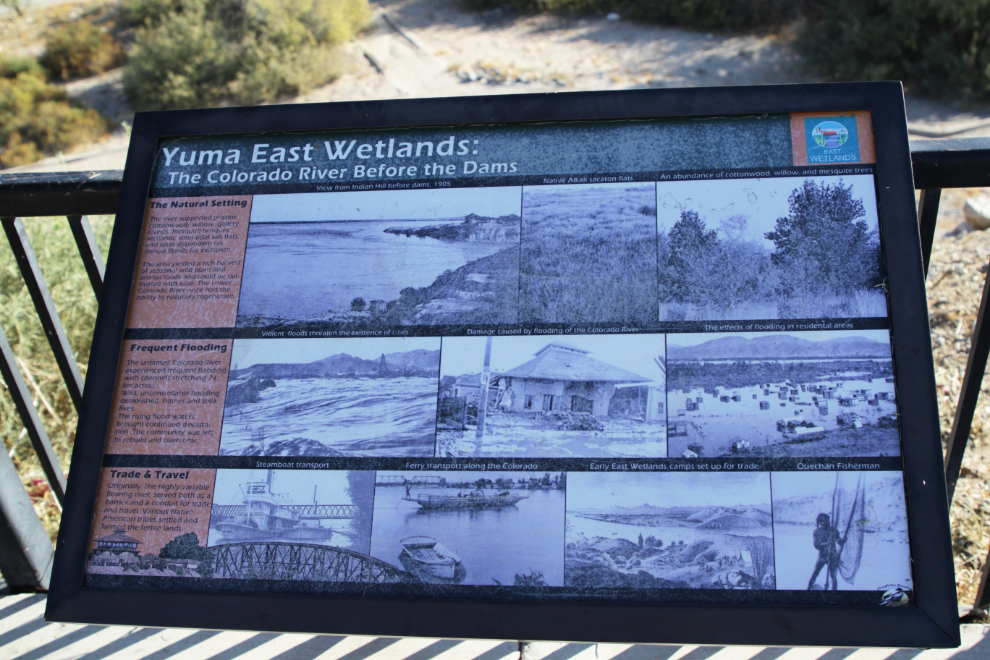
<box><xmin>404</xmin><ymin>488</ymin><xmax>529</xmax><ymax>510</ymax></box>
<box><xmin>398</xmin><ymin>536</ymin><xmax>463</xmax><ymax>581</ymax></box>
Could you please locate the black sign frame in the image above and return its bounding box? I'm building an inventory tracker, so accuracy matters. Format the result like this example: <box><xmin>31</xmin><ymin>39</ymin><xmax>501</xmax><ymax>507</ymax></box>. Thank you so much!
<box><xmin>45</xmin><ymin>81</ymin><xmax>959</xmax><ymax>648</ymax></box>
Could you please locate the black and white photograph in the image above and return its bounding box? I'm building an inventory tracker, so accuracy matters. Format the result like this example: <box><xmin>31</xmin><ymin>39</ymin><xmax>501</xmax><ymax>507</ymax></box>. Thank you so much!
<box><xmin>565</xmin><ymin>472</ymin><xmax>774</xmax><ymax>590</ymax></box>
<box><xmin>436</xmin><ymin>335</ymin><xmax>666</xmax><ymax>458</ymax></box>
<box><xmin>236</xmin><ymin>187</ymin><xmax>522</xmax><ymax>329</ymax></box>
<box><xmin>666</xmin><ymin>330</ymin><xmax>900</xmax><ymax>458</ymax></box>
<box><xmin>206</xmin><ymin>469</ymin><xmax>390</xmax><ymax>583</ymax></box>
<box><xmin>370</xmin><ymin>471</ymin><xmax>566</xmax><ymax>586</ymax></box>
<box><xmin>657</xmin><ymin>175</ymin><xmax>886</xmax><ymax>321</ymax></box>
<box><xmin>772</xmin><ymin>471</ymin><xmax>912</xmax><ymax>592</ymax></box>
<box><xmin>219</xmin><ymin>337</ymin><xmax>440</xmax><ymax>457</ymax></box>
<box><xmin>518</xmin><ymin>182</ymin><xmax>659</xmax><ymax>326</ymax></box>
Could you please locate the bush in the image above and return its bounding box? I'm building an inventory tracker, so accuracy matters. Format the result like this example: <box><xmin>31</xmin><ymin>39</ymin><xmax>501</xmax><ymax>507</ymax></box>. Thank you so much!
<box><xmin>463</xmin><ymin>0</ymin><xmax>800</xmax><ymax>30</ymax></box>
<box><xmin>0</xmin><ymin>54</ymin><xmax>46</xmax><ymax>79</ymax></box>
<box><xmin>799</xmin><ymin>0</ymin><xmax>990</xmax><ymax>100</ymax></box>
<box><xmin>123</xmin><ymin>0</ymin><xmax>371</xmax><ymax>110</ymax></box>
<box><xmin>41</xmin><ymin>21</ymin><xmax>126</xmax><ymax>80</ymax></box>
<box><xmin>0</xmin><ymin>71</ymin><xmax>111</xmax><ymax>168</ymax></box>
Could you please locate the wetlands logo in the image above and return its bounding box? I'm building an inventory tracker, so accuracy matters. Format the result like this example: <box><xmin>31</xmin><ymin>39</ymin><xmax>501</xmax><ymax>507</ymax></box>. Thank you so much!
<box><xmin>805</xmin><ymin>117</ymin><xmax>860</xmax><ymax>163</ymax></box>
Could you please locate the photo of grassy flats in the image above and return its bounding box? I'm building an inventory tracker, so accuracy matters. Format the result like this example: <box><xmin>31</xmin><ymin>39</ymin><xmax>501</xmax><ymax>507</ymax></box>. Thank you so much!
<box><xmin>657</xmin><ymin>175</ymin><xmax>886</xmax><ymax>322</ymax></box>
<box><xmin>518</xmin><ymin>182</ymin><xmax>659</xmax><ymax>326</ymax></box>
<box><xmin>666</xmin><ymin>330</ymin><xmax>900</xmax><ymax>459</ymax></box>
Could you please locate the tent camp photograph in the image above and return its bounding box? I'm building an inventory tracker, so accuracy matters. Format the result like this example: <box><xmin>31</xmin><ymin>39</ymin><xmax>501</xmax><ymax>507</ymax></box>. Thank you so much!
<box><xmin>436</xmin><ymin>334</ymin><xmax>666</xmax><ymax>457</ymax></box>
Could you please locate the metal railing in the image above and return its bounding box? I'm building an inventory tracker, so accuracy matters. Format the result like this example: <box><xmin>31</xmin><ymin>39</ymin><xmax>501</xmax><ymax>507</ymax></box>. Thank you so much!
<box><xmin>2</xmin><ymin>139</ymin><xmax>990</xmax><ymax>611</ymax></box>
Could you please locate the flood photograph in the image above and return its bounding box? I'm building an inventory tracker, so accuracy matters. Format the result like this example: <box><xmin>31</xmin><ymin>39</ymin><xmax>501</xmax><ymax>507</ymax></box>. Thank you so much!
<box><xmin>235</xmin><ymin>187</ymin><xmax>522</xmax><ymax>330</ymax></box>
<box><xmin>219</xmin><ymin>337</ymin><xmax>441</xmax><ymax>457</ymax></box>
<box><xmin>666</xmin><ymin>329</ymin><xmax>900</xmax><ymax>458</ymax></box>
<box><xmin>771</xmin><ymin>471</ymin><xmax>912</xmax><ymax>592</ymax></box>
<box><xmin>656</xmin><ymin>175</ymin><xmax>886</xmax><ymax>322</ymax></box>
<box><xmin>436</xmin><ymin>334</ymin><xmax>666</xmax><ymax>458</ymax></box>
<box><xmin>565</xmin><ymin>472</ymin><xmax>774</xmax><ymax>590</ymax></box>
<box><xmin>518</xmin><ymin>182</ymin><xmax>659</xmax><ymax>326</ymax></box>
<box><xmin>370</xmin><ymin>471</ymin><xmax>566</xmax><ymax>586</ymax></box>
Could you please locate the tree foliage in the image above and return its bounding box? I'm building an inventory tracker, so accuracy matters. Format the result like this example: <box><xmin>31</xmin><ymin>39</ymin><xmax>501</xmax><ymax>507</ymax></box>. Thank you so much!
<box><xmin>765</xmin><ymin>179</ymin><xmax>879</xmax><ymax>299</ymax></box>
<box><xmin>159</xmin><ymin>532</ymin><xmax>213</xmax><ymax>575</ymax></box>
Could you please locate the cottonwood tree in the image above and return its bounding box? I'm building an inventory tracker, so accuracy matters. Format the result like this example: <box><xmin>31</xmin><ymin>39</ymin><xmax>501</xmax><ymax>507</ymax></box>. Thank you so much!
<box><xmin>766</xmin><ymin>179</ymin><xmax>879</xmax><ymax>299</ymax></box>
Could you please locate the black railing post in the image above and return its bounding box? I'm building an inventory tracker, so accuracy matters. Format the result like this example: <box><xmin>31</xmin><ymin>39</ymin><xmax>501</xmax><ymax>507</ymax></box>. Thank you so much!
<box><xmin>917</xmin><ymin>188</ymin><xmax>941</xmax><ymax>276</ymax></box>
<box><xmin>1</xmin><ymin>216</ymin><xmax>85</xmax><ymax>411</ymax></box>
<box><xmin>944</xmin><ymin>257</ymin><xmax>990</xmax><ymax>503</ymax></box>
<box><xmin>0</xmin><ymin>325</ymin><xmax>66</xmax><ymax>505</ymax></box>
<box><xmin>0</xmin><ymin>436</ymin><xmax>54</xmax><ymax>592</ymax></box>
<box><xmin>66</xmin><ymin>214</ymin><xmax>105</xmax><ymax>300</ymax></box>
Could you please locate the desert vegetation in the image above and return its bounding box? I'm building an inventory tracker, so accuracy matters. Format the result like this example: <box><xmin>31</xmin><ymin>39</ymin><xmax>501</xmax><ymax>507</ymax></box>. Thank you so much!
<box><xmin>658</xmin><ymin>178</ymin><xmax>886</xmax><ymax>321</ymax></box>
<box><xmin>0</xmin><ymin>54</ymin><xmax>112</xmax><ymax>167</ymax></box>
<box><xmin>122</xmin><ymin>0</ymin><xmax>370</xmax><ymax>110</ymax></box>
<box><xmin>519</xmin><ymin>183</ymin><xmax>658</xmax><ymax>325</ymax></box>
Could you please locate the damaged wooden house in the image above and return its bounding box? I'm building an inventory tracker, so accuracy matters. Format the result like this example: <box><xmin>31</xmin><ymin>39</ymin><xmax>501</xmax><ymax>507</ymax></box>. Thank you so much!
<box><xmin>495</xmin><ymin>341</ymin><xmax>664</xmax><ymax>421</ymax></box>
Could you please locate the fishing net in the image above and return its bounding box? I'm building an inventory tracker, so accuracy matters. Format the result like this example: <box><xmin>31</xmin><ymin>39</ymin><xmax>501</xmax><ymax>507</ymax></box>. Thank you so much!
<box><xmin>831</xmin><ymin>472</ymin><xmax>867</xmax><ymax>584</ymax></box>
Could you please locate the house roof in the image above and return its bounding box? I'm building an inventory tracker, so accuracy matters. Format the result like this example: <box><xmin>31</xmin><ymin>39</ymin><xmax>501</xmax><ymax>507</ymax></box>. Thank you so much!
<box><xmin>454</xmin><ymin>372</ymin><xmax>500</xmax><ymax>387</ymax></box>
<box><xmin>499</xmin><ymin>344</ymin><xmax>651</xmax><ymax>384</ymax></box>
<box><xmin>94</xmin><ymin>530</ymin><xmax>141</xmax><ymax>544</ymax></box>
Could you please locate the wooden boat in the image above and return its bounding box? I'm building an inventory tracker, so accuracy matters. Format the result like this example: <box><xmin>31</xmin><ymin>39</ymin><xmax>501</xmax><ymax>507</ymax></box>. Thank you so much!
<box><xmin>399</xmin><ymin>536</ymin><xmax>461</xmax><ymax>579</ymax></box>
<box><xmin>404</xmin><ymin>489</ymin><xmax>528</xmax><ymax>510</ymax></box>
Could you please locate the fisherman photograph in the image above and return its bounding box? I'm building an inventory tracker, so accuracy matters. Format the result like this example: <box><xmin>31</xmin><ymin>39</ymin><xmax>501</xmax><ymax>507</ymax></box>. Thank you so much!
<box><xmin>771</xmin><ymin>471</ymin><xmax>912</xmax><ymax>592</ymax></box>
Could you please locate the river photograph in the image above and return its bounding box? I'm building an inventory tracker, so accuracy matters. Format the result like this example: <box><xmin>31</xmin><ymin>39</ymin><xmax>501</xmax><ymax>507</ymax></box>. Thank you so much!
<box><xmin>219</xmin><ymin>337</ymin><xmax>441</xmax><ymax>457</ymax></box>
<box><xmin>565</xmin><ymin>472</ymin><xmax>775</xmax><ymax>590</ymax></box>
<box><xmin>235</xmin><ymin>187</ymin><xmax>522</xmax><ymax>329</ymax></box>
<box><xmin>370</xmin><ymin>471</ymin><xmax>566</xmax><ymax>586</ymax></box>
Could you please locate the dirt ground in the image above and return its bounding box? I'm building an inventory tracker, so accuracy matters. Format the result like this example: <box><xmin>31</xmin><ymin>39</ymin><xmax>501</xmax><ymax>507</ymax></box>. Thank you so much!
<box><xmin>6</xmin><ymin>0</ymin><xmax>990</xmax><ymax>608</ymax></box>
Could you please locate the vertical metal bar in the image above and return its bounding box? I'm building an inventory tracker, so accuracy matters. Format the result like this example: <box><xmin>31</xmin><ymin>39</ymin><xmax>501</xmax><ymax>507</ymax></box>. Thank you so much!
<box><xmin>0</xmin><ymin>325</ymin><xmax>67</xmax><ymax>505</ymax></box>
<box><xmin>973</xmin><ymin>544</ymin><xmax>990</xmax><ymax>612</ymax></box>
<box><xmin>917</xmin><ymin>188</ymin><xmax>941</xmax><ymax>277</ymax></box>
<box><xmin>66</xmin><ymin>215</ymin><xmax>105</xmax><ymax>300</ymax></box>
<box><xmin>944</xmin><ymin>255</ymin><xmax>990</xmax><ymax>503</ymax></box>
<box><xmin>0</xmin><ymin>442</ymin><xmax>54</xmax><ymax>592</ymax></box>
<box><xmin>1</xmin><ymin>217</ymin><xmax>84</xmax><ymax>411</ymax></box>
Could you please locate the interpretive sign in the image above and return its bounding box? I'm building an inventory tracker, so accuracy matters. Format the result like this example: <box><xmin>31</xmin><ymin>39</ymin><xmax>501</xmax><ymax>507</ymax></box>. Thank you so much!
<box><xmin>46</xmin><ymin>83</ymin><xmax>959</xmax><ymax>648</ymax></box>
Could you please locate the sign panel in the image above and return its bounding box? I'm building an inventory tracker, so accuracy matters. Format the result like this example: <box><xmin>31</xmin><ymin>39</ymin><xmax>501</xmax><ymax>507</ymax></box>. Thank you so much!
<box><xmin>47</xmin><ymin>83</ymin><xmax>958</xmax><ymax>647</ymax></box>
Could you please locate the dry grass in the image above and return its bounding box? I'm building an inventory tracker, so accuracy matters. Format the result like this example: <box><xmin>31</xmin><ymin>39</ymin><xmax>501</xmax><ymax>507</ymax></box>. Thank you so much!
<box><xmin>0</xmin><ymin>215</ymin><xmax>113</xmax><ymax>542</ymax></box>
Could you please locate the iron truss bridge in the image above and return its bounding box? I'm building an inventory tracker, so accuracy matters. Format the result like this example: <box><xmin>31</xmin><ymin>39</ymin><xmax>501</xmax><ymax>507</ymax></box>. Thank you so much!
<box><xmin>210</xmin><ymin>504</ymin><xmax>360</xmax><ymax>519</ymax></box>
<box><xmin>210</xmin><ymin>541</ymin><xmax>405</xmax><ymax>583</ymax></box>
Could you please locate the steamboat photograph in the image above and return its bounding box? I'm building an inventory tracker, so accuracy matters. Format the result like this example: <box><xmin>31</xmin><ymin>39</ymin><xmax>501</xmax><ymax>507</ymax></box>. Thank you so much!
<box><xmin>666</xmin><ymin>330</ymin><xmax>900</xmax><ymax>458</ymax></box>
<box><xmin>370</xmin><ymin>471</ymin><xmax>566</xmax><ymax>586</ymax></box>
<box><xmin>207</xmin><ymin>469</ymin><xmax>375</xmax><ymax>555</ymax></box>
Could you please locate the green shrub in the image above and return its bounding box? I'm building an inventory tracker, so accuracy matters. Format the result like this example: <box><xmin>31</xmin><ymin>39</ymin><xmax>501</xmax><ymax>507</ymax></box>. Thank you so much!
<box><xmin>116</xmin><ymin>0</ymin><xmax>184</xmax><ymax>28</ymax></box>
<box><xmin>0</xmin><ymin>71</ymin><xmax>111</xmax><ymax>168</ymax></box>
<box><xmin>463</xmin><ymin>0</ymin><xmax>799</xmax><ymax>30</ymax></box>
<box><xmin>0</xmin><ymin>54</ymin><xmax>46</xmax><ymax>80</ymax></box>
<box><xmin>799</xmin><ymin>0</ymin><xmax>990</xmax><ymax>100</ymax></box>
<box><xmin>123</xmin><ymin>0</ymin><xmax>371</xmax><ymax>110</ymax></box>
<box><xmin>41</xmin><ymin>20</ymin><xmax>126</xmax><ymax>80</ymax></box>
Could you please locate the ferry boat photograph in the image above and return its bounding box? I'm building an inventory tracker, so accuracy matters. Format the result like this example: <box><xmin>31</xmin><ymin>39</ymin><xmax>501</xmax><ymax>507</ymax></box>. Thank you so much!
<box><xmin>370</xmin><ymin>471</ymin><xmax>566</xmax><ymax>586</ymax></box>
<box><xmin>207</xmin><ymin>469</ymin><xmax>375</xmax><ymax>555</ymax></box>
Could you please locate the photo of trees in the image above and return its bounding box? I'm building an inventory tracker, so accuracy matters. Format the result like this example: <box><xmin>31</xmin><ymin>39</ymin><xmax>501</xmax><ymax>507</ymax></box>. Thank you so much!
<box><xmin>657</xmin><ymin>176</ymin><xmax>886</xmax><ymax>321</ymax></box>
